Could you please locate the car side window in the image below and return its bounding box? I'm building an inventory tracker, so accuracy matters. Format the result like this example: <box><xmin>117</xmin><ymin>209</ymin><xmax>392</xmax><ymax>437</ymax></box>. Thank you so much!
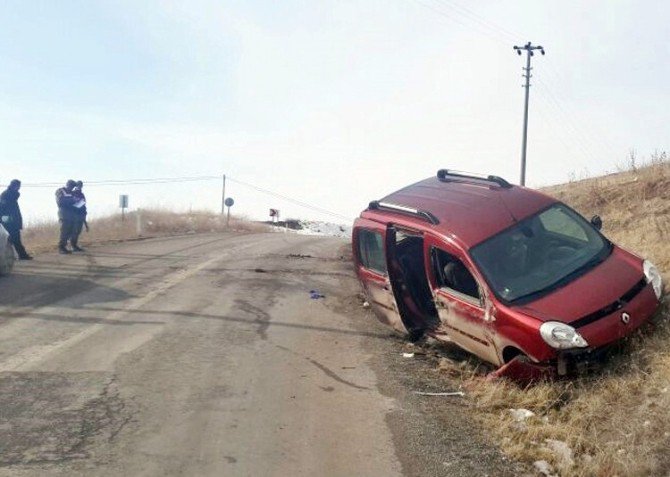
<box><xmin>432</xmin><ymin>247</ymin><xmax>481</xmax><ymax>304</ymax></box>
<box><xmin>358</xmin><ymin>229</ymin><xmax>387</xmax><ymax>274</ymax></box>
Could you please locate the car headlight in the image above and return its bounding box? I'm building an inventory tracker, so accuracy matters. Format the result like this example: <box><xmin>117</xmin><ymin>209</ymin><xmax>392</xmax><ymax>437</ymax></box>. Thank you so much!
<box><xmin>539</xmin><ymin>321</ymin><xmax>588</xmax><ymax>349</ymax></box>
<box><xmin>643</xmin><ymin>260</ymin><xmax>663</xmax><ymax>300</ymax></box>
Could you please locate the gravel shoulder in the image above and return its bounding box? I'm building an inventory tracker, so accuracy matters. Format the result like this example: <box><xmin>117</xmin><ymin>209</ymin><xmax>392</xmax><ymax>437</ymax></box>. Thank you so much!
<box><xmin>333</xmin><ymin>244</ymin><xmax>521</xmax><ymax>477</ymax></box>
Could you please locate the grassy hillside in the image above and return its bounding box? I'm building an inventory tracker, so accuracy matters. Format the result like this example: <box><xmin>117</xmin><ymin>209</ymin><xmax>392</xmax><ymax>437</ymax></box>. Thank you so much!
<box><xmin>454</xmin><ymin>160</ymin><xmax>670</xmax><ymax>476</ymax></box>
<box><xmin>546</xmin><ymin>160</ymin><xmax>670</xmax><ymax>280</ymax></box>
<box><xmin>21</xmin><ymin>209</ymin><xmax>268</xmax><ymax>254</ymax></box>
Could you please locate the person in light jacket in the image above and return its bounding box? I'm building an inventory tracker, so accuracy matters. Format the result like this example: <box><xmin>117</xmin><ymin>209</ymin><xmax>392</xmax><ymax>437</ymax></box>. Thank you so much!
<box><xmin>70</xmin><ymin>180</ymin><xmax>88</xmax><ymax>252</ymax></box>
<box><xmin>0</xmin><ymin>179</ymin><xmax>32</xmax><ymax>260</ymax></box>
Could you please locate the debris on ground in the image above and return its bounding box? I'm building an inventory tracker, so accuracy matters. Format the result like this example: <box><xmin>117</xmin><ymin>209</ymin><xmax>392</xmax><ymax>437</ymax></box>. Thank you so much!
<box><xmin>436</xmin><ymin>357</ymin><xmax>462</xmax><ymax>377</ymax></box>
<box><xmin>362</xmin><ymin>301</ymin><xmax>370</xmax><ymax>308</ymax></box>
<box><xmin>533</xmin><ymin>460</ymin><xmax>556</xmax><ymax>477</ymax></box>
<box><xmin>309</xmin><ymin>290</ymin><xmax>325</xmax><ymax>299</ymax></box>
<box><xmin>402</xmin><ymin>353</ymin><xmax>415</xmax><ymax>358</ymax></box>
<box><xmin>544</xmin><ymin>439</ymin><xmax>574</xmax><ymax>469</ymax></box>
<box><xmin>413</xmin><ymin>391</ymin><xmax>465</xmax><ymax>397</ymax></box>
<box><xmin>508</xmin><ymin>408</ymin><xmax>536</xmax><ymax>423</ymax></box>
<box><xmin>402</xmin><ymin>343</ymin><xmax>427</xmax><ymax>355</ymax></box>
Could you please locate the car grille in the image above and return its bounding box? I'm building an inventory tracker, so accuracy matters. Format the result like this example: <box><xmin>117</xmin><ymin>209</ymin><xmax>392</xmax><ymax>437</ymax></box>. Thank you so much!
<box><xmin>572</xmin><ymin>278</ymin><xmax>648</xmax><ymax>329</ymax></box>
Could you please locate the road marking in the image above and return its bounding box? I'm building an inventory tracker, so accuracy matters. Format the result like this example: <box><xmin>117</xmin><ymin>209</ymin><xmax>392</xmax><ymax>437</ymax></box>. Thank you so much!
<box><xmin>0</xmin><ymin>250</ymin><xmax>235</xmax><ymax>372</ymax></box>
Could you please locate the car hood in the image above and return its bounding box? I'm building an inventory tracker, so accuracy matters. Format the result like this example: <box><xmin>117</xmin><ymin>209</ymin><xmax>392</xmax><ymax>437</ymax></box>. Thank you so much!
<box><xmin>514</xmin><ymin>246</ymin><xmax>644</xmax><ymax>324</ymax></box>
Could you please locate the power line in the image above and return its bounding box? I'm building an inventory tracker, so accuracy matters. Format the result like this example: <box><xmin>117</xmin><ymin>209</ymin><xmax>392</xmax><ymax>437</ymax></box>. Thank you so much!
<box><xmin>432</xmin><ymin>0</ymin><xmax>522</xmax><ymax>43</ymax></box>
<box><xmin>533</xmin><ymin>93</ymin><xmax>597</xmax><ymax>164</ymax></box>
<box><xmin>23</xmin><ymin>174</ymin><xmax>353</xmax><ymax>221</ymax></box>
<box><xmin>407</xmin><ymin>0</ymin><xmax>624</xmax><ymax>176</ymax></box>
<box><xmin>22</xmin><ymin>175</ymin><xmax>221</xmax><ymax>187</ymax></box>
<box><xmin>410</xmin><ymin>0</ymin><xmax>507</xmax><ymax>45</ymax></box>
<box><xmin>534</xmin><ymin>79</ymin><xmax>603</xmax><ymax>163</ymax></box>
<box><xmin>537</xmin><ymin>70</ymin><xmax>621</xmax><ymax>160</ymax></box>
<box><xmin>226</xmin><ymin>176</ymin><xmax>352</xmax><ymax>221</ymax></box>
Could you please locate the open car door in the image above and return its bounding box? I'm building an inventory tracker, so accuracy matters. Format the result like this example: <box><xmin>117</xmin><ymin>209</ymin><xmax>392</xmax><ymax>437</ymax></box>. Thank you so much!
<box><xmin>353</xmin><ymin>219</ymin><xmax>406</xmax><ymax>334</ymax></box>
<box><xmin>425</xmin><ymin>235</ymin><xmax>500</xmax><ymax>365</ymax></box>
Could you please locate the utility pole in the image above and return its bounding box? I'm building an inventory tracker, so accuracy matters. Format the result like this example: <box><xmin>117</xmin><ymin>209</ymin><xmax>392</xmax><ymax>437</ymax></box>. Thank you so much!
<box><xmin>221</xmin><ymin>174</ymin><xmax>226</xmax><ymax>215</ymax></box>
<box><xmin>513</xmin><ymin>41</ymin><xmax>545</xmax><ymax>186</ymax></box>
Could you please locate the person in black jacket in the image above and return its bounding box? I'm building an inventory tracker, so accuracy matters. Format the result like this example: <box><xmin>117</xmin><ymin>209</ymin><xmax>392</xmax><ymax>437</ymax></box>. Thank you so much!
<box><xmin>0</xmin><ymin>179</ymin><xmax>32</xmax><ymax>260</ymax></box>
<box><xmin>55</xmin><ymin>180</ymin><xmax>78</xmax><ymax>254</ymax></box>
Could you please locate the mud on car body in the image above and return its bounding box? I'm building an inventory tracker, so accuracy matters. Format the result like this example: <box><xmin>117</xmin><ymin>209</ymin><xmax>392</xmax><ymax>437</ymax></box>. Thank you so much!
<box><xmin>353</xmin><ymin>170</ymin><xmax>663</xmax><ymax>379</ymax></box>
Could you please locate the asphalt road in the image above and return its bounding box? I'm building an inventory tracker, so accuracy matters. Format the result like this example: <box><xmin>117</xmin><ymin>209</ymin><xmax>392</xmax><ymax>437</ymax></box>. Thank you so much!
<box><xmin>0</xmin><ymin>232</ymin><xmax>514</xmax><ymax>477</ymax></box>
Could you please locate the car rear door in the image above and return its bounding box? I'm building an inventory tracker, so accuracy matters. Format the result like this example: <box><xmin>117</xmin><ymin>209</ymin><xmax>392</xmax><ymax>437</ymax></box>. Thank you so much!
<box><xmin>424</xmin><ymin>235</ymin><xmax>500</xmax><ymax>365</ymax></box>
<box><xmin>353</xmin><ymin>219</ymin><xmax>406</xmax><ymax>334</ymax></box>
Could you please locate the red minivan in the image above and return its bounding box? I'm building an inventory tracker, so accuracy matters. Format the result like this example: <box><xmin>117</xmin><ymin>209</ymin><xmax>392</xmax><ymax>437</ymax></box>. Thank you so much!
<box><xmin>353</xmin><ymin>170</ymin><xmax>663</xmax><ymax>378</ymax></box>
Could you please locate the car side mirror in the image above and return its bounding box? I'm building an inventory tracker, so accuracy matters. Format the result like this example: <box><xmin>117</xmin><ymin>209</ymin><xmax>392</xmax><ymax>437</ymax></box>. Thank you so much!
<box><xmin>591</xmin><ymin>215</ymin><xmax>602</xmax><ymax>230</ymax></box>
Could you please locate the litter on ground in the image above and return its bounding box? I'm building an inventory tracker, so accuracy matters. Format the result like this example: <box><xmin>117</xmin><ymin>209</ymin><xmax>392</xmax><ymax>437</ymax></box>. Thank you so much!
<box><xmin>533</xmin><ymin>460</ymin><xmax>556</xmax><ymax>477</ymax></box>
<box><xmin>508</xmin><ymin>408</ymin><xmax>536</xmax><ymax>422</ymax></box>
<box><xmin>309</xmin><ymin>290</ymin><xmax>325</xmax><ymax>299</ymax></box>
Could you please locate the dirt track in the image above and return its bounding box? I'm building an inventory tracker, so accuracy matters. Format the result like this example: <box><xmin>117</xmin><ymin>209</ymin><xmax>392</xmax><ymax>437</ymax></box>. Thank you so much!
<box><xmin>0</xmin><ymin>232</ymin><xmax>514</xmax><ymax>476</ymax></box>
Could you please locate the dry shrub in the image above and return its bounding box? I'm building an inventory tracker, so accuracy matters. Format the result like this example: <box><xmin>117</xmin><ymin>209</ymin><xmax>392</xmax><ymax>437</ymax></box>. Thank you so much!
<box><xmin>453</xmin><ymin>159</ymin><xmax>670</xmax><ymax>476</ymax></box>
<box><xmin>465</xmin><ymin>313</ymin><xmax>670</xmax><ymax>476</ymax></box>
<box><xmin>22</xmin><ymin>209</ymin><xmax>269</xmax><ymax>254</ymax></box>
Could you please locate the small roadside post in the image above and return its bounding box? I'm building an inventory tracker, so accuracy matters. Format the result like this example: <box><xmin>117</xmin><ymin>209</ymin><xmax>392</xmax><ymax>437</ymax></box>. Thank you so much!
<box><xmin>136</xmin><ymin>208</ymin><xmax>143</xmax><ymax>236</ymax></box>
<box><xmin>119</xmin><ymin>194</ymin><xmax>129</xmax><ymax>221</ymax></box>
<box><xmin>224</xmin><ymin>197</ymin><xmax>234</xmax><ymax>227</ymax></box>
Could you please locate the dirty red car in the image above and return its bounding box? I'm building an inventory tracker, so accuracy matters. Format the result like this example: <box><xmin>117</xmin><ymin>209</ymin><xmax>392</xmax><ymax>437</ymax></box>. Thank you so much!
<box><xmin>353</xmin><ymin>170</ymin><xmax>663</xmax><ymax>379</ymax></box>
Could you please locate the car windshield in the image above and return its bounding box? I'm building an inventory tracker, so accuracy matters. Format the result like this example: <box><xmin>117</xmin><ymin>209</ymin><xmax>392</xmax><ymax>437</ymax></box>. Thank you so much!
<box><xmin>470</xmin><ymin>203</ymin><xmax>611</xmax><ymax>303</ymax></box>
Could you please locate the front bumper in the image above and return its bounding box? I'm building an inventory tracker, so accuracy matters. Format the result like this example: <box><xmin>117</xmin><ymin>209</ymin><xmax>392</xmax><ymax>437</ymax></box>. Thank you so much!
<box><xmin>555</xmin><ymin>345</ymin><xmax>619</xmax><ymax>375</ymax></box>
<box><xmin>493</xmin><ymin>341</ymin><xmax>632</xmax><ymax>383</ymax></box>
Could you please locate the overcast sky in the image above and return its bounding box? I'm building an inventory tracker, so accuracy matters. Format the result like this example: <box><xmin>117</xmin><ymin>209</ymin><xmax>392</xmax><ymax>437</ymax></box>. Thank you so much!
<box><xmin>0</xmin><ymin>0</ymin><xmax>668</xmax><ymax>224</ymax></box>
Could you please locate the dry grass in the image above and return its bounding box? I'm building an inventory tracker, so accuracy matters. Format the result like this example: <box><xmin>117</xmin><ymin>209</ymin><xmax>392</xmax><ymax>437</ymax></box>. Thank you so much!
<box><xmin>441</xmin><ymin>160</ymin><xmax>670</xmax><ymax>476</ymax></box>
<box><xmin>21</xmin><ymin>209</ymin><xmax>269</xmax><ymax>254</ymax></box>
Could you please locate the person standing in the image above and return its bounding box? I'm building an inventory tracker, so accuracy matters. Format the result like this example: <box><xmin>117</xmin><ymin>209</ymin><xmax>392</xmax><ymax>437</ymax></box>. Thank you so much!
<box><xmin>55</xmin><ymin>180</ymin><xmax>78</xmax><ymax>254</ymax></box>
<box><xmin>0</xmin><ymin>179</ymin><xmax>32</xmax><ymax>260</ymax></box>
<box><xmin>70</xmin><ymin>180</ymin><xmax>88</xmax><ymax>252</ymax></box>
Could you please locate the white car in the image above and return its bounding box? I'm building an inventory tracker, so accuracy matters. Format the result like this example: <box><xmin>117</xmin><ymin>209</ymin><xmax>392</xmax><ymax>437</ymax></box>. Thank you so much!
<box><xmin>0</xmin><ymin>224</ymin><xmax>15</xmax><ymax>275</ymax></box>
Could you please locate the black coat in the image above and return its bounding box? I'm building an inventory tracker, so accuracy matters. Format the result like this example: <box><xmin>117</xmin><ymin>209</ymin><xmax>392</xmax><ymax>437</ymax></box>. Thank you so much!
<box><xmin>0</xmin><ymin>188</ymin><xmax>23</xmax><ymax>230</ymax></box>
<box><xmin>55</xmin><ymin>187</ymin><xmax>78</xmax><ymax>221</ymax></box>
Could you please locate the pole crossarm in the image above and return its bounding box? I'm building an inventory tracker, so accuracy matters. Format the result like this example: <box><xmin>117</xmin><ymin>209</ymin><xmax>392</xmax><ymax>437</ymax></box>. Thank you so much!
<box><xmin>513</xmin><ymin>41</ymin><xmax>545</xmax><ymax>186</ymax></box>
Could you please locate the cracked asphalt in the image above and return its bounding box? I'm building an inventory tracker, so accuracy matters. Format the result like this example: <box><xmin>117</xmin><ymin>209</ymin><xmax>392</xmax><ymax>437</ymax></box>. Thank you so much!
<box><xmin>0</xmin><ymin>232</ymin><xmax>514</xmax><ymax>476</ymax></box>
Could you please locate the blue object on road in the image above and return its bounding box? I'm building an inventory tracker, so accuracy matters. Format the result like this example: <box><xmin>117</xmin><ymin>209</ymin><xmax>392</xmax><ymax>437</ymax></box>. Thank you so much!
<box><xmin>309</xmin><ymin>289</ymin><xmax>325</xmax><ymax>299</ymax></box>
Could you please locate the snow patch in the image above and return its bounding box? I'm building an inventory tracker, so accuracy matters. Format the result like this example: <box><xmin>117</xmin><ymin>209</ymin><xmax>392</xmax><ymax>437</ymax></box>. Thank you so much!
<box><xmin>296</xmin><ymin>220</ymin><xmax>352</xmax><ymax>238</ymax></box>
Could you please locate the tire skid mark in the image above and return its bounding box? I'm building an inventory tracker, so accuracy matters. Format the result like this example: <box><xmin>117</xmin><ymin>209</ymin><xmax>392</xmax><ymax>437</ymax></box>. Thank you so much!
<box><xmin>235</xmin><ymin>300</ymin><xmax>271</xmax><ymax>340</ymax></box>
<box><xmin>273</xmin><ymin>343</ymin><xmax>371</xmax><ymax>391</ymax></box>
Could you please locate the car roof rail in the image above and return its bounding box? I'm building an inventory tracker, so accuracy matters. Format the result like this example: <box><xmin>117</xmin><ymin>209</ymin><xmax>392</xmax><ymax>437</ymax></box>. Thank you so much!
<box><xmin>368</xmin><ymin>200</ymin><xmax>440</xmax><ymax>225</ymax></box>
<box><xmin>437</xmin><ymin>169</ymin><xmax>513</xmax><ymax>189</ymax></box>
